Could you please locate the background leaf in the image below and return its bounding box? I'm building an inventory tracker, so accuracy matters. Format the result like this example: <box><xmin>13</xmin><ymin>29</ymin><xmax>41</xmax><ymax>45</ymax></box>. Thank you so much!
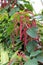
<box><xmin>26</xmin><ymin>27</ymin><xmax>38</xmax><ymax>38</ymax></box>
<box><xmin>6</xmin><ymin>23</ymin><xmax>14</xmax><ymax>36</ymax></box>
<box><xmin>30</xmin><ymin>50</ymin><xmax>42</xmax><ymax>57</ymax></box>
<box><xmin>36</xmin><ymin>52</ymin><xmax>43</xmax><ymax>63</ymax></box>
<box><xmin>24</xmin><ymin>58</ymin><xmax>38</xmax><ymax>65</ymax></box>
<box><xmin>9</xmin><ymin>7</ymin><xmax>19</xmax><ymax>16</ymax></box>
<box><xmin>26</xmin><ymin>40</ymin><xmax>38</xmax><ymax>53</ymax></box>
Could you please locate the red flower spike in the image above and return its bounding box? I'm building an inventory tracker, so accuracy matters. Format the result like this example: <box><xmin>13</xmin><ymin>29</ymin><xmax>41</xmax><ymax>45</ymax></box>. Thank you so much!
<box><xmin>20</xmin><ymin>16</ymin><xmax>24</xmax><ymax>19</ymax></box>
<box><xmin>27</xmin><ymin>24</ymin><xmax>31</xmax><ymax>28</ymax></box>
<box><xmin>4</xmin><ymin>0</ymin><xmax>6</xmax><ymax>3</ymax></box>
<box><xmin>32</xmin><ymin>19</ymin><xmax>36</xmax><ymax>27</ymax></box>
<box><xmin>18</xmin><ymin>52</ymin><xmax>26</xmax><ymax>58</ymax></box>
<box><xmin>2</xmin><ymin>0</ymin><xmax>7</xmax><ymax>8</ymax></box>
<box><xmin>23</xmin><ymin>27</ymin><xmax>28</xmax><ymax>46</ymax></box>
<box><xmin>12</xmin><ymin>3</ymin><xmax>14</xmax><ymax>8</ymax></box>
<box><xmin>20</xmin><ymin>16</ymin><xmax>23</xmax><ymax>40</ymax></box>
<box><xmin>17</xmin><ymin>52</ymin><xmax>28</xmax><ymax>61</ymax></box>
<box><xmin>4</xmin><ymin>0</ymin><xmax>6</xmax><ymax>6</ymax></box>
<box><xmin>26</xmin><ymin>16</ymin><xmax>29</xmax><ymax>21</ymax></box>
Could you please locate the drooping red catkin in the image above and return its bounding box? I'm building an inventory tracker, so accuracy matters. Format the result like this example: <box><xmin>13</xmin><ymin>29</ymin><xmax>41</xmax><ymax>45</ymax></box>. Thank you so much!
<box><xmin>26</xmin><ymin>16</ymin><xmax>29</xmax><ymax>21</ymax></box>
<box><xmin>20</xmin><ymin>16</ymin><xmax>23</xmax><ymax>40</ymax></box>
<box><xmin>12</xmin><ymin>3</ymin><xmax>14</xmax><ymax>8</ymax></box>
<box><xmin>23</xmin><ymin>27</ymin><xmax>28</xmax><ymax>46</ymax></box>
<box><xmin>27</xmin><ymin>24</ymin><xmax>31</xmax><ymax>28</ymax></box>
<box><xmin>2</xmin><ymin>0</ymin><xmax>7</xmax><ymax>8</ymax></box>
<box><xmin>4</xmin><ymin>0</ymin><xmax>6</xmax><ymax>3</ymax></box>
<box><xmin>17</xmin><ymin>52</ymin><xmax>28</xmax><ymax>61</ymax></box>
<box><xmin>32</xmin><ymin>19</ymin><xmax>36</xmax><ymax>27</ymax></box>
<box><xmin>8</xmin><ymin>0</ymin><xmax>10</xmax><ymax>4</ymax></box>
<box><xmin>4</xmin><ymin>0</ymin><xmax>6</xmax><ymax>6</ymax></box>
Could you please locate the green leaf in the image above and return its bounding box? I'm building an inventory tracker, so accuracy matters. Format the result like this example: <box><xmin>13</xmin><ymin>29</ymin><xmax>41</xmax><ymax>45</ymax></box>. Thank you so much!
<box><xmin>26</xmin><ymin>40</ymin><xmax>38</xmax><ymax>53</ymax></box>
<box><xmin>32</xmin><ymin>15</ymin><xmax>43</xmax><ymax>21</ymax></box>
<box><xmin>25</xmin><ymin>3</ymin><xmax>33</xmax><ymax>11</ymax></box>
<box><xmin>26</xmin><ymin>27</ymin><xmax>38</xmax><ymax>38</ymax></box>
<box><xmin>11</xmin><ymin>51</ymin><xmax>18</xmax><ymax>60</ymax></box>
<box><xmin>0</xmin><ymin>33</ymin><xmax>2</xmax><ymax>37</ymax></box>
<box><xmin>30</xmin><ymin>50</ymin><xmax>42</xmax><ymax>57</ymax></box>
<box><xmin>6</xmin><ymin>23</ymin><xmax>14</xmax><ymax>35</ymax></box>
<box><xmin>8</xmin><ymin>51</ymin><xmax>19</xmax><ymax>65</ymax></box>
<box><xmin>24</xmin><ymin>58</ymin><xmax>38</xmax><ymax>65</ymax></box>
<box><xmin>0</xmin><ymin>39</ymin><xmax>2</xmax><ymax>42</ymax></box>
<box><xmin>17</xmin><ymin>0</ymin><xmax>33</xmax><ymax>11</ymax></box>
<box><xmin>37</xmin><ymin>56</ymin><xmax>43</xmax><ymax>63</ymax></box>
<box><xmin>16</xmin><ymin>39</ymin><xmax>21</xmax><ymax>44</ymax></box>
<box><xmin>36</xmin><ymin>52</ymin><xmax>43</xmax><ymax>63</ymax></box>
<box><xmin>9</xmin><ymin>7</ymin><xmax>19</xmax><ymax>16</ymax></box>
<box><xmin>40</xmin><ymin>36</ymin><xmax>43</xmax><ymax>40</ymax></box>
<box><xmin>1</xmin><ymin>50</ymin><xmax>9</xmax><ymax>65</ymax></box>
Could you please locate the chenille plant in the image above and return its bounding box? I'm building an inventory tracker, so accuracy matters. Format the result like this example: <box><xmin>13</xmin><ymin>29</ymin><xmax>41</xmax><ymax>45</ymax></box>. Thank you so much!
<box><xmin>0</xmin><ymin>0</ymin><xmax>43</xmax><ymax>65</ymax></box>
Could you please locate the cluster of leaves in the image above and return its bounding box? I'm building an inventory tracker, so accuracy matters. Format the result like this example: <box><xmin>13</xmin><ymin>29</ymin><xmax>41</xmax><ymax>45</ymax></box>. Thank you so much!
<box><xmin>0</xmin><ymin>10</ymin><xmax>43</xmax><ymax>65</ymax></box>
<box><xmin>1</xmin><ymin>0</ymin><xmax>33</xmax><ymax>11</ymax></box>
<box><xmin>0</xmin><ymin>0</ymin><xmax>43</xmax><ymax>65</ymax></box>
<box><xmin>37</xmin><ymin>22</ymin><xmax>43</xmax><ymax>45</ymax></box>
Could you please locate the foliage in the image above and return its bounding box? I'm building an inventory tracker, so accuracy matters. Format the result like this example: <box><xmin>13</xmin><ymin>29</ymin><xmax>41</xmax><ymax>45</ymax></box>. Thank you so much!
<box><xmin>0</xmin><ymin>0</ymin><xmax>43</xmax><ymax>65</ymax></box>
